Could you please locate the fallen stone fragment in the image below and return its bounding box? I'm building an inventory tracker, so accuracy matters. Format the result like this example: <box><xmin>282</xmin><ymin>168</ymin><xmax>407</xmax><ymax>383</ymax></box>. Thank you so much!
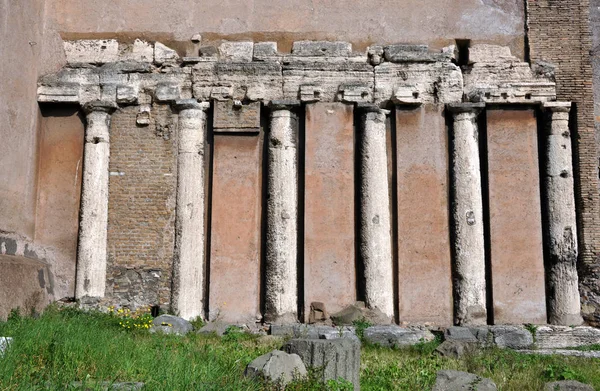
<box><xmin>517</xmin><ymin>349</ymin><xmax>600</xmax><ymax>358</ymax></box>
<box><xmin>270</xmin><ymin>324</ymin><xmax>358</xmax><ymax>341</ymax></box>
<box><xmin>535</xmin><ymin>326</ymin><xmax>600</xmax><ymax>349</ymax></box>
<box><xmin>284</xmin><ymin>338</ymin><xmax>360</xmax><ymax>390</ymax></box>
<box><xmin>544</xmin><ymin>380</ymin><xmax>595</xmax><ymax>391</ymax></box>
<box><xmin>363</xmin><ymin>325</ymin><xmax>435</xmax><ymax>348</ymax></box>
<box><xmin>489</xmin><ymin>326</ymin><xmax>534</xmax><ymax>349</ymax></box>
<box><xmin>331</xmin><ymin>304</ymin><xmax>363</xmax><ymax>325</ymax></box>
<box><xmin>198</xmin><ymin>321</ymin><xmax>240</xmax><ymax>337</ymax></box>
<box><xmin>308</xmin><ymin>301</ymin><xmax>330</xmax><ymax>324</ymax></box>
<box><xmin>435</xmin><ymin>340</ymin><xmax>477</xmax><ymax>359</ymax></box>
<box><xmin>70</xmin><ymin>381</ymin><xmax>144</xmax><ymax>390</ymax></box>
<box><xmin>432</xmin><ymin>370</ymin><xmax>497</xmax><ymax>391</ymax></box>
<box><xmin>244</xmin><ymin>350</ymin><xmax>307</xmax><ymax>385</ymax></box>
<box><xmin>444</xmin><ymin>326</ymin><xmax>478</xmax><ymax>343</ymax></box>
<box><xmin>0</xmin><ymin>337</ymin><xmax>12</xmax><ymax>356</ymax></box>
<box><xmin>154</xmin><ymin>42</ymin><xmax>179</xmax><ymax>65</ymax></box>
<box><xmin>149</xmin><ymin>314</ymin><xmax>192</xmax><ymax>335</ymax></box>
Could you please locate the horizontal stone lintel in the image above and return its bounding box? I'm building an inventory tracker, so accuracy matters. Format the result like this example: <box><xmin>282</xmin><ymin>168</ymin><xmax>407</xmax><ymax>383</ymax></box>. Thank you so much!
<box><xmin>212</xmin><ymin>127</ymin><xmax>261</xmax><ymax>134</ymax></box>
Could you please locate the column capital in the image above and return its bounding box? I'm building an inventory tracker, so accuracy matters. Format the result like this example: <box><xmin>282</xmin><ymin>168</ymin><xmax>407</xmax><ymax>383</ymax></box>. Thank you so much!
<box><xmin>269</xmin><ymin>100</ymin><xmax>301</xmax><ymax>111</ymax></box>
<box><xmin>174</xmin><ymin>99</ymin><xmax>210</xmax><ymax>111</ymax></box>
<box><xmin>447</xmin><ymin>102</ymin><xmax>485</xmax><ymax>115</ymax></box>
<box><xmin>542</xmin><ymin>101</ymin><xmax>572</xmax><ymax>113</ymax></box>
<box><xmin>82</xmin><ymin>100</ymin><xmax>118</xmax><ymax>115</ymax></box>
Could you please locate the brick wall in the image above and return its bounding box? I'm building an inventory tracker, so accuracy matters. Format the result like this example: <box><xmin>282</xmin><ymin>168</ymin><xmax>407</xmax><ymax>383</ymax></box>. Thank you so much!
<box><xmin>527</xmin><ymin>0</ymin><xmax>600</xmax><ymax>325</ymax></box>
<box><xmin>106</xmin><ymin>105</ymin><xmax>177</xmax><ymax>309</ymax></box>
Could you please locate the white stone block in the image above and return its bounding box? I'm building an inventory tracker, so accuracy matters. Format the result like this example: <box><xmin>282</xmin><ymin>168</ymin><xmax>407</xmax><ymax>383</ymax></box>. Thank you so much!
<box><xmin>64</xmin><ymin>40</ymin><xmax>119</xmax><ymax>64</ymax></box>
<box><xmin>119</xmin><ymin>39</ymin><xmax>154</xmax><ymax>62</ymax></box>
<box><xmin>219</xmin><ymin>41</ymin><xmax>254</xmax><ymax>62</ymax></box>
<box><xmin>154</xmin><ymin>42</ymin><xmax>180</xmax><ymax>65</ymax></box>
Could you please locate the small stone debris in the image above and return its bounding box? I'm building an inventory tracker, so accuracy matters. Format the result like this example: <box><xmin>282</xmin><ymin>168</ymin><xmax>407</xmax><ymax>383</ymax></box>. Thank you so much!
<box><xmin>149</xmin><ymin>314</ymin><xmax>192</xmax><ymax>335</ymax></box>
<box><xmin>432</xmin><ymin>370</ymin><xmax>497</xmax><ymax>391</ymax></box>
<box><xmin>244</xmin><ymin>350</ymin><xmax>307</xmax><ymax>385</ymax></box>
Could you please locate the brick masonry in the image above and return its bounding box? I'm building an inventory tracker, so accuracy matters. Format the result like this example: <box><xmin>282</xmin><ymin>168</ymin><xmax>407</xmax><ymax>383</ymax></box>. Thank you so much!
<box><xmin>527</xmin><ymin>0</ymin><xmax>600</xmax><ymax>326</ymax></box>
<box><xmin>106</xmin><ymin>105</ymin><xmax>177</xmax><ymax>309</ymax></box>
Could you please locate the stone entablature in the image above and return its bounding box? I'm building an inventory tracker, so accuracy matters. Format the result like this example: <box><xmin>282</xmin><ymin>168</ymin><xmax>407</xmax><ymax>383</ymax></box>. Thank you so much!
<box><xmin>38</xmin><ymin>40</ymin><xmax>555</xmax><ymax>108</ymax></box>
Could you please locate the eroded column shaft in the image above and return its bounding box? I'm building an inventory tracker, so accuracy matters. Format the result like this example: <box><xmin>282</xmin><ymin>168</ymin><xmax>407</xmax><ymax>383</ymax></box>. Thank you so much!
<box><xmin>172</xmin><ymin>100</ymin><xmax>209</xmax><ymax>320</ymax></box>
<box><xmin>543</xmin><ymin>102</ymin><xmax>583</xmax><ymax>326</ymax></box>
<box><xmin>76</xmin><ymin>101</ymin><xmax>116</xmax><ymax>299</ymax></box>
<box><xmin>449</xmin><ymin>103</ymin><xmax>487</xmax><ymax>325</ymax></box>
<box><xmin>360</xmin><ymin>108</ymin><xmax>394</xmax><ymax>319</ymax></box>
<box><xmin>265</xmin><ymin>105</ymin><xmax>298</xmax><ymax>323</ymax></box>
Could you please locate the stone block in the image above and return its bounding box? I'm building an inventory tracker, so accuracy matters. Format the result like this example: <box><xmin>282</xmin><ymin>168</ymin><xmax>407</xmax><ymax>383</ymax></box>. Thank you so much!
<box><xmin>270</xmin><ymin>324</ymin><xmax>358</xmax><ymax>341</ymax></box>
<box><xmin>444</xmin><ymin>326</ymin><xmax>478</xmax><ymax>343</ymax></box>
<box><xmin>213</xmin><ymin>100</ymin><xmax>261</xmax><ymax>129</ymax></box>
<box><xmin>219</xmin><ymin>41</ymin><xmax>254</xmax><ymax>62</ymax></box>
<box><xmin>119</xmin><ymin>39</ymin><xmax>154</xmax><ymax>63</ymax></box>
<box><xmin>253</xmin><ymin>42</ymin><xmax>278</xmax><ymax>60</ymax></box>
<box><xmin>154</xmin><ymin>42</ymin><xmax>179</xmax><ymax>65</ymax></box>
<box><xmin>309</xmin><ymin>302</ymin><xmax>330</xmax><ymax>324</ymax></box>
<box><xmin>363</xmin><ymin>325</ymin><xmax>435</xmax><ymax>347</ymax></box>
<box><xmin>64</xmin><ymin>40</ymin><xmax>119</xmax><ymax>64</ymax></box>
<box><xmin>544</xmin><ymin>381</ymin><xmax>594</xmax><ymax>391</ymax></box>
<box><xmin>396</xmin><ymin>105</ymin><xmax>453</xmax><ymax>325</ymax></box>
<box><xmin>245</xmin><ymin>350</ymin><xmax>307</xmax><ymax>385</ymax></box>
<box><xmin>487</xmin><ymin>109</ymin><xmax>546</xmax><ymax>324</ymax></box>
<box><xmin>154</xmin><ymin>84</ymin><xmax>181</xmax><ymax>102</ymax></box>
<box><xmin>304</xmin><ymin>103</ymin><xmax>356</xmax><ymax>318</ymax></box>
<box><xmin>489</xmin><ymin>326</ymin><xmax>534</xmax><ymax>349</ymax></box>
<box><xmin>283</xmin><ymin>338</ymin><xmax>360</xmax><ymax>390</ymax></box>
<box><xmin>432</xmin><ymin>370</ymin><xmax>497</xmax><ymax>391</ymax></box>
<box><xmin>291</xmin><ymin>41</ymin><xmax>352</xmax><ymax>57</ymax></box>
<box><xmin>150</xmin><ymin>315</ymin><xmax>192</xmax><ymax>335</ymax></box>
<box><xmin>468</xmin><ymin>44</ymin><xmax>516</xmax><ymax>64</ymax></box>
<box><xmin>116</xmin><ymin>86</ymin><xmax>138</xmax><ymax>104</ymax></box>
<box><xmin>535</xmin><ymin>326</ymin><xmax>600</xmax><ymax>349</ymax></box>
<box><xmin>384</xmin><ymin>44</ymin><xmax>451</xmax><ymax>63</ymax></box>
<box><xmin>37</xmin><ymin>85</ymin><xmax>79</xmax><ymax>103</ymax></box>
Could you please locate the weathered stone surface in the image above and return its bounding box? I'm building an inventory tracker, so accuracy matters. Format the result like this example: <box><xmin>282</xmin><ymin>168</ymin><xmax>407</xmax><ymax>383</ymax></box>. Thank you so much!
<box><xmin>330</xmin><ymin>305</ymin><xmax>364</xmax><ymax>325</ymax></box>
<box><xmin>0</xmin><ymin>337</ymin><xmax>12</xmax><ymax>357</ymax></box>
<box><xmin>198</xmin><ymin>321</ymin><xmax>232</xmax><ymax>336</ymax></box>
<box><xmin>65</xmin><ymin>40</ymin><xmax>119</xmax><ymax>64</ymax></box>
<box><xmin>487</xmin><ymin>109</ymin><xmax>547</xmax><ymax>324</ymax></box>
<box><xmin>150</xmin><ymin>314</ymin><xmax>193</xmax><ymax>335</ymax></box>
<box><xmin>245</xmin><ymin>350</ymin><xmax>307</xmax><ymax>385</ymax></box>
<box><xmin>209</xmin><ymin>134</ymin><xmax>262</xmax><ymax>323</ymax></box>
<box><xmin>535</xmin><ymin>326</ymin><xmax>600</xmax><ymax>349</ymax></box>
<box><xmin>435</xmin><ymin>341</ymin><xmax>477</xmax><ymax>359</ymax></box>
<box><xmin>283</xmin><ymin>338</ymin><xmax>360</xmax><ymax>390</ymax></box>
<box><xmin>119</xmin><ymin>39</ymin><xmax>154</xmax><ymax>63</ymax></box>
<box><xmin>384</xmin><ymin>44</ymin><xmax>452</xmax><ymax>63</ymax></box>
<box><xmin>308</xmin><ymin>302</ymin><xmax>330</xmax><ymax>324</ymax></box>
<box><xmin>304</xmin><ymin>103</ymin><xmax>356</xmax><ymax>318</ymax></box>
<box><xmin>213</xmin><ymin>100</ymin><xmax>261</xmax><ymax>129</ymax></box>
<box><xmin>154</xmin><ymin>42</ymin><xmax>179</xmax><ymax>65</ymax></box>
<box><xmin>489</xmin><ymin>326</ymin><xmax>534</xmax><ymax>349</ymax></box>
<box><xmin>396</xmin><ymin>105</ymin><xmax>453</xmax><ymax>325</ymax></box>
<box><xmin>468</xmin><ymin>44</ymin><xmax>516</xmax><ymax>64</ymax></box>
<box><xmin>219</xmin><ymin>41</ymin><xmax>254</xmax><ymax>62</ymax></box>
<box><xmin>518</xmin><ymin>349</ymin><xmax>600</xmax><ymax>359</ymax></box>
<box><xmin>154</xmin><ymin>84</ymin><xmax>181</xmax><ymax>102</ymax></box>
<box><xmin>270</xmin><ymin>324</ymin><xmax>358</xmax><ymax>341</ymax></box>
<box><xmin>544</xmin><ymin>380</ymin><xmax>595</xmax><ymax>391</ymax></box>
<box><xmin>363</xmin><ymin>325</ymin><xmax>435</xmax><ymax>347</ymax></box>
<box><xmin>253</xmin><ymin>42</ymin><xmax>278</xmax><ymax>61</ymax></box>
<box><xmin>444</xmin><ymin>327</ymin><xmax>478</xmax><ymax>343</ymax></box>
<box><xmin>432</xmin><ymin>370</ymin><xmax>497</xmax><ymax>391</ymax></box>
<box><xmin>291</xmin><ymin>41</ymin><xmax>352</xmax><ymax>57</ymax></box>
<box><xmin>449</xmin><ymin>103</ymin><xmax>487</xmax><ymax>326</ymax></box>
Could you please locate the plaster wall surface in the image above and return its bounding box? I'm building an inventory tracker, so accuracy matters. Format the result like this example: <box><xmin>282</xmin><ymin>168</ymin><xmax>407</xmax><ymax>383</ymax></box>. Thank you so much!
<box><xmin>209</xmin><ymin>134</ymin><xmax>263</xmax><ymax>323</ymax></box>
<box><xmin>47</xmin><ymin>0</ymin><xmax>525</xmax><ymax>54</ymax></box>
<box><xmin>35</xmin><ymin>106</ymin><xmax>84</xmax><ymax>299</ymax></box>
<box><xmin>396</xmin><ymin>105</ymin><xmax>453</xmax><ymax>326</ymax></box>
<box><xmin>487</xmin><ymin>109</ymin><xmax>547</xmax><ymax>325</ymax></box>
<box><xmin>304</xmin><ymin>103</ymin><xmax>356</xmax><ymax>319</ymax></box>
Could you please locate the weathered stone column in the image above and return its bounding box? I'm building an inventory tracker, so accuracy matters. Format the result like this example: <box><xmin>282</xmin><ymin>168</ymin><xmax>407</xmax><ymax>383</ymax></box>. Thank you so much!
<box><xmin>448</xmin><ymin>103</ymin><xmax>487</xmax><ymax>325</ymax></box>
<box><xmin>76</xmin><ymin>100</ymin><xmax>117</xmax><ymax>300</ymax></box>
<box><xmin>172</xmin><ymin>99</ymin><xmax>209</xmax><ymax>320</ymax></box>
<box><xmin>265</xmin><ymin>101</ymin><xmax>299</xmax><ymax>323</ymax></box>
<box><xmin>359</xmin><ymin>105</ymin><xmax>394</xmax><ymax>320</ymax></box>
<box><xmin>542</xmin><ymin>102</ymin><xmax>583</xmax><ymax>326</ymax></box>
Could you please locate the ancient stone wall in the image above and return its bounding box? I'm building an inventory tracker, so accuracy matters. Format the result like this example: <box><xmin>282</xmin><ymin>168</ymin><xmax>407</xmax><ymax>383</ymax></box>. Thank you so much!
<box><xmin>527</xmin><ymin>0</ymin><xmax>600</xmax><ymax>326</ymax></box>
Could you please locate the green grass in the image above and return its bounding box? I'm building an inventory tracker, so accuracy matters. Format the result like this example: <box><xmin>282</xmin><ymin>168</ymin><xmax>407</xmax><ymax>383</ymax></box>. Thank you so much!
<box><xmin>0</xmin><ymin>308</ymin><xmax>599</xmax><ymax>390</ymax></box>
